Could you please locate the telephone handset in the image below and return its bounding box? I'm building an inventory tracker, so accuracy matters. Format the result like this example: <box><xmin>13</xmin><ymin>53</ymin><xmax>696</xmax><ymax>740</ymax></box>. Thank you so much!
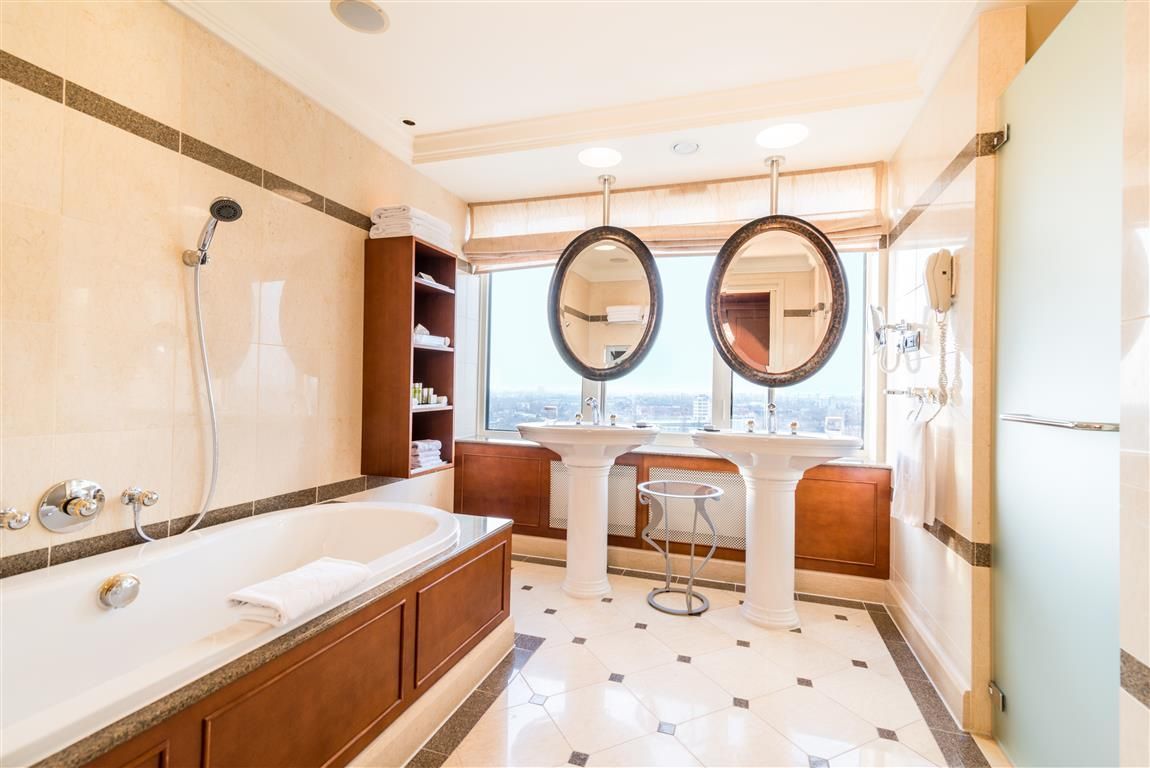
<box><xmin>926</xmin><ymin>249</ymin><xmax>954</xmax><ymax>314</ymax></box>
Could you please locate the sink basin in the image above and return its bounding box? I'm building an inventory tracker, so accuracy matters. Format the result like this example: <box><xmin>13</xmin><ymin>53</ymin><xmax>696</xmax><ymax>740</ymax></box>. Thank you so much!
<box><xmin>691</xmin><ymin>430</ymin><xmax>861</xmax><ymax>628</ymax></box>
<box><xmin>519</xmin><ymin>422</ymin><xmax>659</xmax><ymax>597</ymax></box>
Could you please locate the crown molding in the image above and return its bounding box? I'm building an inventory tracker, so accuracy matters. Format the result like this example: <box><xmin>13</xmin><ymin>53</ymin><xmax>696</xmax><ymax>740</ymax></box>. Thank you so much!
<box><xmin>413</xmin><ymin>62</ymin><xmax>921</xmax><ymax>165</ymax></box>
<box><xmin>167</xmin><ymin>0</ymin><xmax>415</xmax><ymax>164</ymax></box>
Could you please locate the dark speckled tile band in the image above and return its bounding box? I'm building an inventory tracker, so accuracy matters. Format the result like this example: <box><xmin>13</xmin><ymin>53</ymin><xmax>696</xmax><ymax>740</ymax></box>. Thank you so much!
<box><xmin>318</xmin><ymin>476</ymin><xmax>368</xmax><ymax>502</ymax></box>
<box><xmin>0</xmin><ymin>547</ymin><xmax>49</xmax><ymax>579</ymax></box>
<box><xmin>0</xmin><ymin>47</ymin><xmax>379</xmax><ymax>235</ymax></box>
<box><xmin>0</xmin><ymin>50</ymin><xmax>63</xmax><ymax>101</ymax></box>
<box><xmin>65</xmin><ymin>82</ymin><xmax>179</xmax><ymax>151</ymax></box>
<box><xmin>923</xmin><ymin>519</ymin><xmax>991</xmax><ymax>568</ymax></box>
<box><xmin>50</xmin><ymin>522</ymin><xmax>171</xmax><ymax>566</ymax></box>
<box><xmin>254</xmin><ymin>487</ymin><xmax>320</xmax><ymax>516</ymax></box>
<box><xmin>1121</xmin><ymin>649</ymin><xmax>1150</xmax><ymax>708</ymax></box>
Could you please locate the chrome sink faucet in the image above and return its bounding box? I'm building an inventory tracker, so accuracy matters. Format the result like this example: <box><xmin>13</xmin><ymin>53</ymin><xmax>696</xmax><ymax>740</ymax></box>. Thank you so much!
<box><xmin>585</xmin><ymin>396</ymin><xmax>601</xmax><ymax>425</ymax></box>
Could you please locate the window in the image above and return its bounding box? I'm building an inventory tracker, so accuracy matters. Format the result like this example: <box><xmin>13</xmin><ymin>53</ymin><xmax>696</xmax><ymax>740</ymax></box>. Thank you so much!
<box><xmin>602</xmin><ymin>255</ymin><xmax>716</xmax><ymax>433</ymax></box>
<box><xmin>482</xmin><ymin>253</ymin><xmax>869</xmax><ymax>446</ymax></box>
<box><xmin>731</xmin><ymin>252</ymin><xmax>866</xmax><ymax>438</ymax></box>
<box><xmin>484</xmin><ymin>268</ymin><xmax>582</xmax><ymax>430</ymax></box>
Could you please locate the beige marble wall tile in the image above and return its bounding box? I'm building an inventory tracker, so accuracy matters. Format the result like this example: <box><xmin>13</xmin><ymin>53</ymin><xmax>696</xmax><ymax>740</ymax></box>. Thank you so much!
<box><xmin>2</xmin><ymin>320</ymin><xmax>56</xmax><ymax>436</ymax></box>
<box><xmin>1120</xmin><ymin>689</ymin><xmax>1150</xmax><ymax>768</ymax></box>
<box><xmin>1</xmin><ymin>202</ymin><xmax>60</xmax><ymax>323</ymax></box>
<box><xmin>976</xmin><ymin>7</ymin><xmax>1027</xmax><ymax>134</ymax></box>
<box><xmin>0</xmin><ymin>434</ymin><xmax>56</xmax><ymax>555</ymax></box>
<box><xmin>0</xmin><ymin>0</ymin><xmax>68</xmax><ymax>74</ymax></box>
<box><xmin>261</xmin><ymin>76</ymin><xmax>328</xmax><ymax>197</ymax></box>
<box><xmin>64</xmin><ymin>0</ymin><xmax>184</xmax><ymax>128</ymax></box>
<box><xmin>1</xmin><ymin>81</ymin><xmax>64</xmax><ymax>213</ymax></box>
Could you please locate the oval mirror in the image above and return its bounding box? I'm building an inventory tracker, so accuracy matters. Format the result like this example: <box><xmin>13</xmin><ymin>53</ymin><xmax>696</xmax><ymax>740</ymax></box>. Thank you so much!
<box><xmin>707</xmin><ymin>215</ymin><xmax>847</xmax><ymax>387</ymax></box>
<box><xmin>548</xmin><ymin>226</ymin><xmax>662</xmax><ymax>381</ymax></box>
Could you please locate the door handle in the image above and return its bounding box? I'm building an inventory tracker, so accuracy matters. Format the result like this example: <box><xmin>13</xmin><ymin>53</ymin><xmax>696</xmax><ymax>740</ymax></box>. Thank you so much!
<box><xmin>999</xmin><ymin>413</ymin><xmax>1119</xmax><ymax>432</ymax></box>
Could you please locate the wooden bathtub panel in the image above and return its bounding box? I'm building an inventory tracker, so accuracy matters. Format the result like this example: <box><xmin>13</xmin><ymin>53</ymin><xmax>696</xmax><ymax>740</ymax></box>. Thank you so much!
<box><xmin>201</xmin><ymin>602</ymin><xmax>405</xmax><ymax>768</ymax></box>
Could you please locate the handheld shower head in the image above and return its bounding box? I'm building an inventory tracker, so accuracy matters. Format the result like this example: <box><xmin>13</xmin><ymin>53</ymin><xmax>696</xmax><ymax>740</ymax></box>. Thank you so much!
<box><xmin>184</xmin><ymin>197</ymin><xmax>243</xmax><ymax>266</ymax></box>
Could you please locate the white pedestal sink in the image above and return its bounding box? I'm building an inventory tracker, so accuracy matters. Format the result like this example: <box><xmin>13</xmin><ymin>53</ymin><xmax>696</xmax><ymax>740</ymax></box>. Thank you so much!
<box><xmin>518</xmin><ymin>422</ymin><xmax>659</xmax><ymax>598</ymax></box>
<box><xmin>691</xmin><ymin>430</ymin><xmax>861</xmax><ymax>628</ymax></box>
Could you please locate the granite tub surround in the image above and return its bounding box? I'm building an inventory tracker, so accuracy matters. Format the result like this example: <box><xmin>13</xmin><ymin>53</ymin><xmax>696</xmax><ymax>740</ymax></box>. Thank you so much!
<box><xmin>406</xmin><ymin>558</ymin><xmax>991</xmax><ymax>768</ymax></box>
<box><xmin>0</xmin><ymin>0</ymin><xmax>468</xmax><ymax>568</ymax></box>
<box><xmin>27</xmin><ymin>513</ymin><xmax>512</xmax><ymax>768</ymax></box>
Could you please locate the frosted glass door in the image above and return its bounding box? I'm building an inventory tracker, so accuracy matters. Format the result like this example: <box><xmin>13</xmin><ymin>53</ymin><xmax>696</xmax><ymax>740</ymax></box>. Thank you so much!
<box><xmin>993</xmin><ymin>2</ymin><xmax>1122</xmax><ymax>765</ymax></box>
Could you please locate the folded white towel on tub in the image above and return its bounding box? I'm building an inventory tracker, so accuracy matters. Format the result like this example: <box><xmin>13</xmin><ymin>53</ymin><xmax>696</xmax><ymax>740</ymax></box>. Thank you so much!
<box><xmin>228</xmin><ymin>557</ymin><xmax>371</xmax><ymax>627</ymax></box>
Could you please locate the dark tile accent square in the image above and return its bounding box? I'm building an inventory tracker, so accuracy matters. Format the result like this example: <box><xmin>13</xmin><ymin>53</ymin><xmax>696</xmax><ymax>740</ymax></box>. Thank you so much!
<box><xmin>658</xmin><ymin>722</ymin><xmax>676</xmax><ymax>735</ymax></box>
<box><xmin>572</xmin><ymin>637</ymin><xmax>586</xmax><ymax>645</ymax></box>
<box><xmin>635</xmin><ymin>622</ymin><xmax>647</xmax><ymax>629</ymax></box>
<box><xmin>601</xmin><ymin>597</ymin><xmax>613</xmax><ymax>603</ymax></box>
<box><xmin>423</xmin><ymin>690</ymin><xmax>498</xmax><ymax>754</ymax></box>
<box><xmin>808</xmin><ymin>757</ymin><xmax>830</xmax><ymax>768</ymax></box>
<box><xmin>0</xmin><ymin>50</ymin><xmax>63</xmax><ymax>101</ymax></box>
<box><xmin>323</xmin><ymin>198</ymin><xmax>372</xmax><ymax>231</ymax></box>
<box><xmin>545</xmin><ymin>608</ymin><xmax>557</xmax><ymax>615</ymax></box>
<box><xmin>0</xmin><ymin>547</ymin><xmax>49</xmax><ymax>579</ymax></box>
<box><xmin>180</xmin><ymin>134</ymin><xmax>262</xmax><ymax>185</ymax></box>
<box><xmin>733</xmin><ymin>697</ymin><xmax>749</xmax><ymax>709</ymax></box>
<box><xmin>877</xmin><ymin>728</ymin><xmax>898</xmax><ymax>741</ymax></box>
<box><xmin>790</xmin><ymin>627</ymin><xmax>802</xmax><ymax>634</ymax></box>
<box><xmin>739</xmin><ymin>599</ymin><xmax>744</xmax><ymax>605</ymax></box>
<box><xmin>263</xmin><ymin>171</ymin><xmax>323</xmax><ymax>211</ymax></box>
<box><xmin>677</xmin><ymin>655</ymin><xmax>691</xmax><ymax>663</ymax></box>
<box><xmin>65</xmin><ymin>82</ymin><xmax>179</xmax><ymax>150</ymax></box>
<box><xmin>254</xmin><ymin>487</ymin><xmax>317</xmax><ymax>516</ymax></box>
<box><xmin>852</xmin><ymin>659</ymin><xmax>869</xmax><ymax>668</ymax></box>
<box><xmin>568</xmin><ymin>751</ymin><xmax>589</xmax><ymax>767</ymax></box>
<box><xmin>317</xmin><ymin>476</ymin><xmax>367</xmax><ymax>501</ymax></box>
<box><xmin>834</xmin><ymin>614</ymin><xmax>848</xmax><ymax>621</ymax></box>
<box><xmin>737</xmin><ymin>640</ymin><xmax>751</xmax><ymax>648</ymax></box>
<box><xmin>521</xmin><ymin>585</ymin><xmax>534</xmax><ymax>590</ymax></box>
<box><xmin>404</xmin><ymin>748</ymin><xmax>448</xmax><ymax>768</ymax></box>
<box><xmin>529</xmin><ymin>693</ymin><xmax>547</xmax><ymax>705</ymax></box>
<box><xmin>515</xmin><ymin>633</ymin><xmax>545</xmax><ymax>652</ymax></box>
<box><xmin>797</xmin><ymin>677</ymin><xmax>813</xmax><ymax>687</ymax></box>
<box><xmin>609</xmin><ymin>673</ymin><xmax>624</xmax><ymax>683</ymax></box>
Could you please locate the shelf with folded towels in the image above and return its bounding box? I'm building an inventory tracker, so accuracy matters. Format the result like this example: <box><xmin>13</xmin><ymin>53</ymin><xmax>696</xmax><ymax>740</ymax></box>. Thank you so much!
<box><xmin>413</xmin><ymin>404</ymin><xmax>453</xmax><ymax>413</ymax></box>
<box><xmin>414</xmin><ymin>276</ymin><xmax>455</xmax><ymax>295</ymax></box>
<box><xmin>413</xmin><ymin>342</ymin><xmax>454</xmax><ymax>352</ymax></box>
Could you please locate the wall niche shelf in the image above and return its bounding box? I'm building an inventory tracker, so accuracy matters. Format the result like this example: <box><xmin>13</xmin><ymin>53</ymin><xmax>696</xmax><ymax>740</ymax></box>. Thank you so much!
<box><xmin>363</xmin><ymin>235</ymin><xmax>457</xmax><ymax>478</ymax></box>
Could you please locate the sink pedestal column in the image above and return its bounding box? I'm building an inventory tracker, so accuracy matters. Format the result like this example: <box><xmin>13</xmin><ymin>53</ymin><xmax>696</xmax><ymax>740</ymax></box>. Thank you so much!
<box><xmin>740</xmin><ymin>469</ymin><xmax>802</xmax><ymax>629</ymax></box>
<box><xmin>561</xmin><ymin>461</ymin><xmax>612</xmax><ymax>598</ymax></box>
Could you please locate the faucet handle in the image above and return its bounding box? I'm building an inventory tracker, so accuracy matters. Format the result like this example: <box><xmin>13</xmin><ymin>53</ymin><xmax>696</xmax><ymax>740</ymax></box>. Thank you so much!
<box><xmin>584</xmin><ymin>396</ymin><xmax>598</xmax><ymax>407</ymax></box>
<box><xmin>121</xmin><ymin>487</ymin><xmax>160</xmax><ymax>507</ymax></box>
<box><xmin>1</xmin><ymin>507</ymin><xmax>30</xmax><ymax>530</ymax></box>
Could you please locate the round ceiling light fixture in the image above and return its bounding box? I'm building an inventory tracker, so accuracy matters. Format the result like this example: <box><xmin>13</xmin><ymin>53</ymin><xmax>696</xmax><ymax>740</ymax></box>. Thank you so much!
<box><xmin>671</xmin><ymin>141</ymin><xmax>700</xmax><ymax>155</ymax></box>
<box><xmin>330</xmin><ymin>0</ymin><xmax>390</xmax><ymax>34</ymax></box>
<box><xmin>578</xmin><ymin>147</ymin><xmax>622</xmax><ymax>169</ymax></box>
<box><xmin>755</xmin><ymin>122</ymin><xmax>810</xmax><ymax>149</ymax></box>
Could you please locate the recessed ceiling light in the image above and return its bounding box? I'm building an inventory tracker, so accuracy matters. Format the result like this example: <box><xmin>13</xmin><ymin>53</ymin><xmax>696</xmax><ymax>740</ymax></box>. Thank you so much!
<box><xmin>402</xmin><ymin>119</ymin><xmax>416</xmax><ymax>126</ymax></box>
<box><xmin>578</xmin><ymin>147</ymin><xmax>622</xmax><ymax>168</ymax></box>
<box><xmin>671</xmin><ymin>141</ymin><xmax>699</xmax><ymax>155</ymax></box>
<box><xmin>594</xmin><ymin>244</ymin><xmax>617</xmax><ymax>251</ymax></box>
<box><xmin>755</xmin><ymin>123</ymin><xmax>810</xmax><ymax>149</ymax></box>
<box><xmin>330</xmin><ymin>0</ymin><xmax>389</xmax><ymax>34</ymax></box>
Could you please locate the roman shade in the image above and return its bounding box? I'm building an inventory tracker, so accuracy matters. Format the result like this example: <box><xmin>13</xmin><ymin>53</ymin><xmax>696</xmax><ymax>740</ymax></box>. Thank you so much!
<box><xmin>464</xmin><ymin>162</ymin><xmax>886</xmax><ymax>272</ymax></box>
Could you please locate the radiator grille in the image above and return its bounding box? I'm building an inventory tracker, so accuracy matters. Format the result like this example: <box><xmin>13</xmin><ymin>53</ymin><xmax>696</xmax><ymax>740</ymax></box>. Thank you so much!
<box><xmin>647</xmin><ymin>467</ymin><xmax>747</xmax><ymax>551</ymax></box>
<box><xmin>550</xmin><ymin>462</ymin><xmax>637</xmax><ymax>538</ymax></box>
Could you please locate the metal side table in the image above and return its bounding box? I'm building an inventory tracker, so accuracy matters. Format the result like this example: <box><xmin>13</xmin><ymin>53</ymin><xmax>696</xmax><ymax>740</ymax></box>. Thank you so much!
<box><xmin>638</xmin><ymin>480</ymin><xmax>722</xmax><ymax>616</ymax></box>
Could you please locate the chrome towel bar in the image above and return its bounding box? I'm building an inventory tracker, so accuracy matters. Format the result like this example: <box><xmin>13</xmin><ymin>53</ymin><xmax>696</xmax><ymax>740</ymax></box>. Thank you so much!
<box><xmin>999</xmin><ymin>413</ymin><xmax>1120</xmax><ymax>432</ymax></box>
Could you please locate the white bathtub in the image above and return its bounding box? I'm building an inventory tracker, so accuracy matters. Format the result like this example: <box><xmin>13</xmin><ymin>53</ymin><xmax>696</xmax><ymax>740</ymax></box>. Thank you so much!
<box><xmin>0</xmin><ymin>501</ymin><xmax>460</xmax><ymax>766</ymax></box>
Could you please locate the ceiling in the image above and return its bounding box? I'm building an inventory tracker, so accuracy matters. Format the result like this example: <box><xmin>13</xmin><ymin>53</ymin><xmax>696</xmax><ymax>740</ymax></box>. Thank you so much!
<box><xmin>171</xmin><ymin>1</ymin><xmax>988</xmax><ymax>203</ymax></box>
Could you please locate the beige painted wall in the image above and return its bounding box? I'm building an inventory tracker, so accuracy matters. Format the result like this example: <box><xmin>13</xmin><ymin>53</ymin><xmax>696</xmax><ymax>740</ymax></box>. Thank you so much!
<box><xmin>883</xmin><ymin>6</ymin><xmax>1026</xmax><ymax>735</ymax></box>
<box><xmin>1120</xmin><ymin>1</ymin><xmax>1150</xmax><ymax>763</ymax></box>
<box><xmin>0</xmin><ymin>2</ymin><xmax>468</xmax><ymax>561</ymax></box>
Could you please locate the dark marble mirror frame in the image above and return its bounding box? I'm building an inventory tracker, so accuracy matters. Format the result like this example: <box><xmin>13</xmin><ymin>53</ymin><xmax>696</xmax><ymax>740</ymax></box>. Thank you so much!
<box><xmin>548</xmin><ymin>226</ymin><xmax>663</xmax><ymax>381</ymax></box>
<box><xmin>707</xmin><ymin>214</ymin><xmax>848</xmax><ymax>388</ymax></box>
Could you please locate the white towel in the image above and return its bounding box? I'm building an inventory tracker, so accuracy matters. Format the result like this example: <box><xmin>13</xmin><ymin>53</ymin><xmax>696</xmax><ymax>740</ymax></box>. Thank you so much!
<box><xmin>370</xmin><ymin>221</ymin><xmax>454</xmax><ymax>248</ymax></box>
<box><xmin>606</xmin><ymin>305</ymin><xmax>646</xmax><ymax>324</ymax></box>
<box><xmin>371</xmin><ymin>205</ymin><xmax>450</xmax><ymax>231</ymax></box>
<box><xmin>411</xmin><ymin>439</ymin><xmax>442</xmax><ymax>450</ymax></box>
<box><xmin>411</xmin><ymin>458</ymin><xmax>446</xmax><ymax>470</ymax></box>
<box><xmin>891</xmin><ymin>419</ymin><xmax>935</xmax><ymax>526</ymax></box>
<box><xmin>228</xmin><ymin>557</ymin><xmax>371</xmax><ymax>627</ymax></box>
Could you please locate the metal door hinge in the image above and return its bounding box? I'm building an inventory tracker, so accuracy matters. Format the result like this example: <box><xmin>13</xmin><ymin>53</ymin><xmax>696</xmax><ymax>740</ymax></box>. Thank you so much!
<box><xmin>988</xmin><ymin>680</ymin><xmax>1007</xmax><ymax>712</ymax></box>
<box><xmin>988</xmin><ymin>124</ymin><xmax>1010</xmax><ymax>153</ymax></box>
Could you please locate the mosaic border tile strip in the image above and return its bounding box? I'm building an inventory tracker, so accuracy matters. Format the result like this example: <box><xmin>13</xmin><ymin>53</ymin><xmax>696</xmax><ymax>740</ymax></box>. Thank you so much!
<box><xmin>0</xmin><ymin>475</ymin><xmax>408</xmax><ymax>579</ymax></box>
<box><xmin>0</xmin><ymin>49</ymin><xmax>375</xmax><ymax>232</ymax></box>
<box><xmin>512</xmin><ymin>553</ymin><xmax>990</xmax><ymax>768</ymax></box>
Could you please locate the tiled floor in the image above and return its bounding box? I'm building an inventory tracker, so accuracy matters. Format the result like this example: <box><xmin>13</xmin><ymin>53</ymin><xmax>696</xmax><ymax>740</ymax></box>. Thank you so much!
<box><xmin>407</xmin><ymin>559</ymin><xmax>988</xmax><ymax>768</ymax></box>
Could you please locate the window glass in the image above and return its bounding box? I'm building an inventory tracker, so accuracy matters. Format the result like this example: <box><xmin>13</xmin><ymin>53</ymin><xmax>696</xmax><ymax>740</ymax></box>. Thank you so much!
<box><xmin>603</xmin><ymin>255</ymin><xmax>716</xmax><ymax>432</ymax></box>
<box><xmin>485</xmin><ymin>268</ymin><xmax>583</xmax><ymax>430</ymax></box>
<box><xmin>731</xmin><ymin>253</ymin><xmax>866</xmax><ymax>438</ymax></box>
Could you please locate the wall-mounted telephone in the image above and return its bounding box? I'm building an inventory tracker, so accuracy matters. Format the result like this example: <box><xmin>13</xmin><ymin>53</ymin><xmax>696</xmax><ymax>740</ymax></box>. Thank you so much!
<box><xmin>926</xmin><ymin>249</ymin><xmax>954</xmax><ymax>314</ymax></box>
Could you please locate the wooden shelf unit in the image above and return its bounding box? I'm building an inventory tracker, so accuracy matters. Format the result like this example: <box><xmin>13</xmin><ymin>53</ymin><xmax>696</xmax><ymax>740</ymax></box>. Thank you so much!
<box><xmin>363</xmin><ymin>236</ymin><xmax>456</xmax><ymax>478</ymax></box>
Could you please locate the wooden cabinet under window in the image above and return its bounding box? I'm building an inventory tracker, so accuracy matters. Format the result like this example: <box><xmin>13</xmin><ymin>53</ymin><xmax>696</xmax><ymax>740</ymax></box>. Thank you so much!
<box><xmin>362</xmin><ymin>236</ymin><xmax>456</xmax><ymax>478</ymax></box>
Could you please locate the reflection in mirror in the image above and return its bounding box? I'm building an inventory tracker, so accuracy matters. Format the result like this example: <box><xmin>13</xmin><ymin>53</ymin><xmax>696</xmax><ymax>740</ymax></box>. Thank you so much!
<box><xmin>709</xmin><ymin>215</ymin><xmax>846</xmax><ymax>387</ymax></box>
<box><xmin>549</xmin><ymin>227</ymin><xmax>661</xmax><ymax>381</ymax></box>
